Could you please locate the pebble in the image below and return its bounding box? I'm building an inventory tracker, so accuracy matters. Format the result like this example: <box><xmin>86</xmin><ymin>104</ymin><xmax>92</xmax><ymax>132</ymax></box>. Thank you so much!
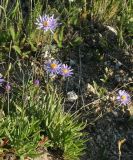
<box><xmin>67</xmin><ymin>91</ymin><xmax>78</xmax><ymax>102</ymax></box>
<box><xmin>115</xmin><ymin>75</ymin><xmax>121</xmax><ymax>82</ymax></box>
<box><xmin>112</xmin><ymin>111</ymin><xmax>118</xmax><ymax>117</ymax></box>
<box><xmin>119</xmin><ymin>69</ymin><xmax>124</xmax><ymax>74</ymax></box>
<box><xmin>128</xmin><ymin>77</ymin><xmax>132</xmax><ymax>82</ymax></box>
<box><xmin>70</xmin><ymin>59</ymin><xmax>76</xmax><ymax>66</ymax></box>
<box><xmin>115</xmin><ymin>61</ymin><xmax>122</xmax><ymax>69</ymax></box>
<box><xmin>124</xmin><ymin>51</ymin><xmax>130</xmax><ymax>56</ymax></box>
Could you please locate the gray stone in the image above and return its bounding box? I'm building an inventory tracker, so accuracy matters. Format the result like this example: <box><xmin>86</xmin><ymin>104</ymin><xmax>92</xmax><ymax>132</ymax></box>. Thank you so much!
<box><xmin>67</xmin><ymin>91</ymin><xmax>78</xmax><ymax>102</ymax></box>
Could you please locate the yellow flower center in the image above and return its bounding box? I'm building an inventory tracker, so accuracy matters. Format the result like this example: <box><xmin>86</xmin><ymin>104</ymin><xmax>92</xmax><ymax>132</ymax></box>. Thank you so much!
<box><xmin>43</xmin><ymin>21</ymin><xmax>49</xmax><ymax>27</ymax></box>
<box><xmin>62</xmin><ymin>69</ymin><xmax>69</xmax><ymax>74</ymax></box>
<box><xmin>50</xmin><ymin>63</ymin><xmax>57</xmax><ymax>69</ymax></box>
<box><xmin>121</xmin><ymin>95</ymin><xmax>126</xmax><ymax>100</ymax></box>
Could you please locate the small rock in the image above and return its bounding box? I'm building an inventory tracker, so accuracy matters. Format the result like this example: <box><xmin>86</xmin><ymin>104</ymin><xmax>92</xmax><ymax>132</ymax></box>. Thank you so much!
<box><xmin>115</xmin><ymin>61</ymin><xmax>122</xmax><ymax>69</ymax></box>
<box><xmin>112</xmin><ymin>111</ymin><xmax>118</xmax><ymax>117</ymax></box>
<box><xmin>104</xmin><ymin>61</ymin><xmax>110</xmax><ymax>66</ymax></box>
<box><xmin>115</xmin><ymin>75</ymin><xmax>121</xmax><ymax>82</ymax></box>
<box><xmin>67</xmin><ymin>91</ymin><xmax>78</xmax><ymax>102</ymax></box>
<box><xmin>119</xmin><ymin>70</ymin><xmax>124</xmax><ymax>74</ymax></box>
<box><xmin>70</xmin><ymin>59</ymin><xmax>76</xmax><ymax>66</ymax></box>
<box><xmin>128</xmin><ymin>77</ymin><xmax>132</xmax><ymax>82</ymax></box>
<box><xmin>124</xmin><ymin>51</ymin><xmax>130</xmax><ymax>56</ymax></box>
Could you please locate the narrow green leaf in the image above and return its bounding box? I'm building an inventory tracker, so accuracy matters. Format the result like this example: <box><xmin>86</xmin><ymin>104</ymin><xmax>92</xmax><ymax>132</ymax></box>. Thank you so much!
<box><xmin>9</xmin><ymin>26</ymin><xmax>15</xmax><ymax>41</ymax></box>
<box><xmin>12</xmin><ymin>45</ymin><xmax>21</xmax><ymax>55</ymax></box>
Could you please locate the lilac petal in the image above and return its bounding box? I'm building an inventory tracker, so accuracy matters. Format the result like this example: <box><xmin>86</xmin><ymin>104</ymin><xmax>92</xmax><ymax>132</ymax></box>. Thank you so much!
<box><xmin>118</xmin><ymin>90</ymin><xmax>123</xmax><ymax>95</ymax></box>
<box><xmin>0</xmin><ymin>79</ymin><xmax>5</xmax><ymax>83</ymax></box>
<box><xmin>116</xmin><ymin>96</ymin><xmax>121</xmax><ymax>100</ymax></box>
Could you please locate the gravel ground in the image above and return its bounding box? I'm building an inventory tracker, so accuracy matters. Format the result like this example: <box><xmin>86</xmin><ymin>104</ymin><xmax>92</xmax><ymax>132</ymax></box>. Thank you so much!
<box><xmin>63</xmin><ymin>24</ymin><xmax>133</xmax><ymax>160</ymax></box>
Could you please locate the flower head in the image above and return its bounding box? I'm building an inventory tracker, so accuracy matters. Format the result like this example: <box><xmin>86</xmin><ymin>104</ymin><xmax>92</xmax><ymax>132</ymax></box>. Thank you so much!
<box><xmin>44</xmin><ymin>60</ymin><xmax>61</xmax><ymax>75</ymax></box>
<box><xmin>35</xmin><ymin>15</ymin><xmax>59</xmax><ymax>33</ymax></box>
<box><xmin>116</xmin><ymin>90</ymin><xmax>131</xmax><ymax>106</ymax></box>
<box><xmin>34</xmin><ymin>79</ymin><xmax>40</xmax><ymax>86</ymax></box>
<box><xmin>60</xmin><ymin>64</ymin><xmax>73</xmax><ymax>77</ymax></box>
<box><xmin>5</xmin><ymin>83</ymin><xmax>11</xmax><ymax>92</ymax></box>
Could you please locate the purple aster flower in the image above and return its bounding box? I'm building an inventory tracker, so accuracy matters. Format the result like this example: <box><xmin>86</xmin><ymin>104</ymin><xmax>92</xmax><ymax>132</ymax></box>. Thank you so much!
<box><xmin>116</xmin><ymin>90</ymin><xmax>131</xmax><ymax>106</ymax></box>
<box><xmin>35</xmin><ymin>14</ymin><xmax>59</xmax><ymax>33</ymax></box>
<box><xmin>60</xmin><ymin>64</ymin><xmax>73</xmax><ymax>77</ymax></box>
<box><xmin>34</xmin><ymin>79</ymin><xmax>40</xmax><ymax>86</ymax></box>
<box><xmin>44</xmin><ymin>60</ymin><xmax>61</xmax><ymax>75</ymax></box>
<box><xmin>5</xmin><ymin>83</ymin><xmax>11</xmax><ymax>92</ymax></box>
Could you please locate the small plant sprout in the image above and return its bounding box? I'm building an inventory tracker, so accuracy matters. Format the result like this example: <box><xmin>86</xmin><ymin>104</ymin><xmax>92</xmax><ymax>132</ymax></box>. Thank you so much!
<box><xmin>60</xmin><ymin>64</ymin><xmax>73</xmax><ymax>77</ymax></box>
<box><xmin>116</xmin><ymin>90</ymin><xmax>131</xmax><ymax>106</ymax></box>
<box><xmin>44</xmin><ymin>60</ymin><xmax>61</xmax><ymax>75</ymax></box>
<box><xmin>35</xmin><ymin>15</ymin><xmax>59</xmax><ymax>33</ymax></box>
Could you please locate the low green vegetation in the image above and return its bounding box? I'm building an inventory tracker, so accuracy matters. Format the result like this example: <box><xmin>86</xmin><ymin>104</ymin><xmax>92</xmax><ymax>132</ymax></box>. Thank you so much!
<box><xmin>0</xmin><ymin>80</ymin><xmax>86</xmax><ymax>159</ymax></box>
<box><xmin>0</xmin><ymin>0</ymin><xmax>132</xmax><ymax>159</ymax></box>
